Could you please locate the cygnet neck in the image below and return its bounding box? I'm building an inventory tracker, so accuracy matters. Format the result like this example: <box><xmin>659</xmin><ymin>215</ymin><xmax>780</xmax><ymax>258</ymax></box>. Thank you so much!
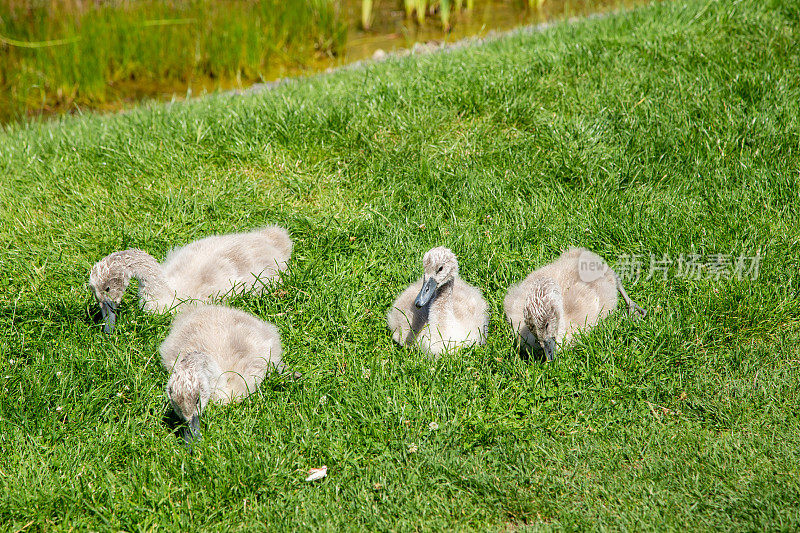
<box><xmin>428</xmin><ymin>277</ymin><xmax>455</xmax><ymax>322</ymax></box>
<box><xmin>121</xmin><ymin>249</ymin><xmax>173</xmax><ymax>309</ymax></box>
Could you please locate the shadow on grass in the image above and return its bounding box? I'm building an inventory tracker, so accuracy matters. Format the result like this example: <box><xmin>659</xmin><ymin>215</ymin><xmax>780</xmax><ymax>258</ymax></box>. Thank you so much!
<box><xmin>1</xmin><ymin>297</ymin><xmax>107</xmax><ymax>329</ymax></box>
<box><xmin>87</xmin><ymin>301</ymin><xmax>105</xmax><ymax>329</ymax></box>
<box><xmin>162</xmin><ymin>406</ymin><xmax>186</xmax><ymax>442</ymax></box>
<box><xmin>518</xmin><ymin>341</ymin><xmax>549</xmax><ymax>364</ymax></box>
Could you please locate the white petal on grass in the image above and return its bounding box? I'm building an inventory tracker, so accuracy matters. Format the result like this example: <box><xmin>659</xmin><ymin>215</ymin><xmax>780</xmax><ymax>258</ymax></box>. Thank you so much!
<box><xmin>305</xmin><ymin>465</ymin><xmax>328</xmax><ymax>482</ymax></box>
<box><xmin>428</xmin><ymin>421</ymin><xmax>439</xmax><ymax>431</ymax></box>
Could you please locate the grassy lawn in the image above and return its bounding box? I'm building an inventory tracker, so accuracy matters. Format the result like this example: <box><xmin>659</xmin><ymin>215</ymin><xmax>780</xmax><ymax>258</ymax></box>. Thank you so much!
<box><xmin>1</xmin><ymin>0</ymin><xmax>799</xmax><ymax>529</ymax></box>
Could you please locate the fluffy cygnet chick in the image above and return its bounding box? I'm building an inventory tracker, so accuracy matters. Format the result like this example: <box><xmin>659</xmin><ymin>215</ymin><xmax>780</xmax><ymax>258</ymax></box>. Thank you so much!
<box><xmin>160</xmin><ymin>304</ymin><xmax>293</xmax><ymax>443</ymax></box>
<box><xmin>89</xmin><ymin>225</ymin><xmax>291</xmax><ymax>333</ymax></box>
<box><xmin>387</xmin><ymin>247</ymin><xmax>489</xmax><ymax>356</ymax></box>
<box><xmin>504</xmin><ymin>247</ymin><xmax>646</xmax><ymax>361</ymax></box>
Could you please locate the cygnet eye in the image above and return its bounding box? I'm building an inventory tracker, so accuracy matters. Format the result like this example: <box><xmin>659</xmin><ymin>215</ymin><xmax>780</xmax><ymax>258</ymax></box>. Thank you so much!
<box><xmin>104</xmin><ymin>286</ymin><xmax>110</xmax><ymax>293</ymax></box>
<box><xmin>437</xmin><ymin>266</ymin><xmax>443</xmax><ymax>273</ymax></box>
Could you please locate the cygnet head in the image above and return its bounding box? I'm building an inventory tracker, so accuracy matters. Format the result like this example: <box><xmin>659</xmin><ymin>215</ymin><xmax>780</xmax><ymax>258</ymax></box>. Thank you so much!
<box><xmin>166</xmin><ymin>351</ymin><xmax>213</xmax><ymax>445</ymax></box>
<box><xmin>522</xmin><ymin>278</ymin><xmax>564</xmax><ymax>361</ymax></box>
<box><xmin>415</xmin><ymin>247</ymin><xmax>459</xmax><ymax>308</ymax></box>
<box><xmin>89</xmin><ymin>251</ymin><xmax>133</xmax><ymax>334</ymax></box>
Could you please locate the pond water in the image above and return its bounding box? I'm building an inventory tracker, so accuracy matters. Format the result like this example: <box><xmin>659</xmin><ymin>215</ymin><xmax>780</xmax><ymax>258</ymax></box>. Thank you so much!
<box><xmin>343</xmin><ymin>0</ymin><xmax>635</xmax><ymax>61</ymax></box>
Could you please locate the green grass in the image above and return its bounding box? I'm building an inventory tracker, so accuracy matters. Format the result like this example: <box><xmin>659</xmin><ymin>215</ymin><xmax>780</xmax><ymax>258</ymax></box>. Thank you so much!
<box><xmin>1</xmin><ymin>0</ymin><xmax>800</xmax><ymax>529</ymax></box>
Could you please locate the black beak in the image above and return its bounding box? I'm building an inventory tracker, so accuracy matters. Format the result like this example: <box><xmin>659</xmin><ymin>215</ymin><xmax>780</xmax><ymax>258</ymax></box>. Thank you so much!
<box><xmin>100</xmin><ymin>301</ymin><xmax>118</xmax><ymax>334</ymax></box>
<box><xmin>414</xmin><ymin>277</ymin><xmax>438</xmax><ymax>308</ymax></box>
<box><xmin>181</xmin><ymin>414</ymin><xmax>202</xmax><ymax>450</ymax></box>
<box><xmin>543</xmin><ymin>338</ymin><xmax>557</xmax><ymax>362</ymax></box>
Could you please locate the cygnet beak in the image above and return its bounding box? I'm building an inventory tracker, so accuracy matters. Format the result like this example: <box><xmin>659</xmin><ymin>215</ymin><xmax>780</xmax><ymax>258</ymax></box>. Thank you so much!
<box><xmin>182</xmin><ymin>414</ymin><xmax>202</xmax><ymax>449</ymax></box>
<box><xmin>414</xmin><ymin>277</ymin><xmax>438</xmax><ymax>308</ymax></box>
<box><xmin>100</xmin><ymin>301</ymin><xmax>118</xmax><ymax>334</ymax></box>
<box><xmin>543</xmin><ymin>337</ymin><xmax>557</xmax><ymax>362</ymax></box>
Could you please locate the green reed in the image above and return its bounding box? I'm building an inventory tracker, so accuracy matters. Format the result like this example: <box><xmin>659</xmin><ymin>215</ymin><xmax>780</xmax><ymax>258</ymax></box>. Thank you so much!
<box><xmin>0</xmin><ymin>0</ymin><xmax>347</xmax><ymax>122</ymax></box>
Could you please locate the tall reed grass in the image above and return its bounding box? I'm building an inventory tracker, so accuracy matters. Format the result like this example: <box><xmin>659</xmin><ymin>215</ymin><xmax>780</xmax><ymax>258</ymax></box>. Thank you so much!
<box><xmin>0</xmin><ymin>0</ymin><xmax>347</xmax><ymax>122</ymax></box>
